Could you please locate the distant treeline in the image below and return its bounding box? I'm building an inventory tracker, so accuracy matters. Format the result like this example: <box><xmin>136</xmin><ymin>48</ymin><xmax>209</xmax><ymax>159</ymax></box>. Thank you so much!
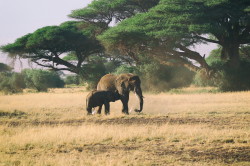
<box><xmin>0</xmin><ymin>56</ymin><xmax>194</xmax><ymax>94</ymax></box>
<box><xmin>1</xmin><ymin>42</ymin><xmax>250</xmax><ymax>94</ymax></box>
<box><xmin>0</xmin><ymin>67</ymin><xmax>64</xmax><ymax>93</ymax></box>
<box><xmin>1</xmin><ymin>44</ymin><xmax>250</xmax><ymax>94</ymax></box>
<box><xmin>1</xmin><ymin>0</ymin><xmax>249</xmax><ymax>94</ymax></box>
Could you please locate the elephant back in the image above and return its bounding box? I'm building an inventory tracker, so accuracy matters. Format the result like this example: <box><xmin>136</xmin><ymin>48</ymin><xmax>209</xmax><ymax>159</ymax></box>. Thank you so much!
<box><xmin>97</xmin><ymin>74</ymin><xmax>117</xmax><ymax>91</ymax></box>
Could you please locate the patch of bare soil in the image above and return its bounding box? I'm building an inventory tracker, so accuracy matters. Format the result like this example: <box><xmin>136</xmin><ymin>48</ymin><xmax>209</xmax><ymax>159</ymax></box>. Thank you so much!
<box><xmin>151</xmin><ymin>144</ymin><xmax>250</xmax><ymax>164</ymax></box>
<box><xmin>2</xmin><ymin>115</ymin><xmax>249</xmax><ymax>129</ymax></box>
<box><xmin>51</xmin><ymin>142</ymin><xmax>250</xmax><ymax>164</ymax></box>
<box><xmin>187</xmin><ymin>146</ymin><xmax>250</xmax><ymax>163</ymax></box>
<box><xmin>0</xmin><ymin>116</ymin><xmax>250</xmax><ymax>129</ymax></box>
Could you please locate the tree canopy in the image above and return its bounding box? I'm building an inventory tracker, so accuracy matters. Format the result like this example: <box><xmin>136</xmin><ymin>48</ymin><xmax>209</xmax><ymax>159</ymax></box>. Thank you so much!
<box><xmin>97</xmin><ymin>0</ymin><xmax>250</xmax><ymax>74</ymax></box>
<box><xmin>1</xmin><ymin>21</ymin><xmax>103</xmax><ymax>77</ymax></box>
<box><xmin>1</xmin><ymin>0</ymin><xmax>250</xmax><ymax>91</ymax></box>
<box><xmin>69</xmin><ymin>0</ymin><xmax>159</xmax><ymax>26</ymax></box>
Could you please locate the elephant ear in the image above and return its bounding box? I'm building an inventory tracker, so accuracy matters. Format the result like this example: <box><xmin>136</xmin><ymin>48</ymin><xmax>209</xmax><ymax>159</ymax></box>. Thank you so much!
<box><xmin>128</xmin><ymin>75</ymin><xmax>141</xmax><ymax>85</ymax></box>
<box><xmin>115</xmin><ymin>75</ymin><xmax>129</xmax><ymax>93</ymax></box>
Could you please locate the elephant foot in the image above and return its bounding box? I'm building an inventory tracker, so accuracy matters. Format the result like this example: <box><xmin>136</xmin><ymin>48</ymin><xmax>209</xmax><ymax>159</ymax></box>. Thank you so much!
<box><xmin>122</xmin><ymin>110</ymin><xmax>129</xmax><ymax>115</ymax></box>
<box><xmin>134</xmin><ymin>109</ymin><xmax>141</xmax><ymax>113</ymax></box>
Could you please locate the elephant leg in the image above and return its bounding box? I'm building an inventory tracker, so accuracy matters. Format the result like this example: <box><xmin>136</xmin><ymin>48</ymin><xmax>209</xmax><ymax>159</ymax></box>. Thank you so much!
<box><xmin>86</xmin><ymin>107</ymin><xmax>92</xmax><ymax>115</ymax></box>
<box><xmin>97</xmin><ymin>105</ymin><xmax>103</xmax><ymax>114</ymax></box>
<box><xmin>104</xmin><ymin>102</ymin><xmax>110</xmax><ymax>115</ymax></box>
<box><xmin>121</xmin><ymin>96</ymin><xmax>129</xmax><ymax>115</ymax></box>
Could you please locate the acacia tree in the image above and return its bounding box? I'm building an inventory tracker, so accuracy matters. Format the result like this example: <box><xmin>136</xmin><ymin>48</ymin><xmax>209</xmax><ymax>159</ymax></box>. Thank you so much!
<box><xmin>1</xmin><ymin>21</ymin><xmax>103</xmax><ymax>78</ymax></box>
<box><xmin>69</xmin><ymin>0</ymin><xmax>160</xmax><ymax>63</ymax></box>
<box><xmin>71</xmin><ymin>0</ymin><xmax>250</xmax><ymax>75</ymax></box>
<box><xmin>69</xmin><ymin>0</ymin><xmax>159</xmax><ymax>26</ymax></box>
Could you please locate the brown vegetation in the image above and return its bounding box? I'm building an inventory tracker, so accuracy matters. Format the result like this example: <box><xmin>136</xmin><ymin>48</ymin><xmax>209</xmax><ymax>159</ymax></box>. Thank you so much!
<box><xmin>0</xmin><ymin>87</ymin><xmax>249</xmax><ymax>165</ymax></box>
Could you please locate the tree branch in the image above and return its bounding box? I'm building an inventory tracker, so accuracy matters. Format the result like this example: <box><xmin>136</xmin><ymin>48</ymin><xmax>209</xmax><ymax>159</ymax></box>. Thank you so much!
<box><xmin>32</xmin><ymin>60</ymin><xmax>74</xmax><ymax>72</ymax></box>
<box><xmin>155</xmin><ymin>55</ymin><xmax>201</xmax><ymax>72</ymax></box>
<box><xmin>195</xmin><ymin>35</ymin><xmax>220</xmax><ymax>44</ymax></box>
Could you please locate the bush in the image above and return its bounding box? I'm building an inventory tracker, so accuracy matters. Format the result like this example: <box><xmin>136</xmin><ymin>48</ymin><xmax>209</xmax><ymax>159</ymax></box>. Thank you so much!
<box><xmin>193</xmin><ymin>47</ymin><xmax>250</xmax><ymax>91</ymax></box>
<box><xmin>22</xmin><ymin>69</ymin><xmax>64</xmax><ymax>92</ymax></box>
<box><xmin>64</xmin><ymin>75</ymin><xmax>80</xmax><ymax>85</ymax></box>
<box><xmin>137</xmin><ymin>62</ymin><xmax>195</xmax><ymax>92</ymax></box>
<box><xmin>81</xmin><ymin>60</ymin><xmax>107</xmax><ymax>90</ymax></box>
<box><xmin>114</xmin><ymin>65</ymin><xmax>137</xmax><ymax>74</ymax></box>
<box><xmin>104</xmin><ymin>60</ymin><xmax>123</xmax><ymax>73</ymax></box>
<box><xmin>0</xmin><ymin>63</ymin><xmax>12</xmax><ymax>72</ymax></box>
<box><xmin>112</xmin><ymin>56</ymin><xmax>195</xmax><ymax>92</ymax></box>
<box><xmin>0</xmin><ymin>72</ymin><xmax>25</xmax><ymax>94</ymax></box>
<box><xmin>218</xmin><ymin>61</ymin><xmax>250</xmax><ymax>91</ymax></box>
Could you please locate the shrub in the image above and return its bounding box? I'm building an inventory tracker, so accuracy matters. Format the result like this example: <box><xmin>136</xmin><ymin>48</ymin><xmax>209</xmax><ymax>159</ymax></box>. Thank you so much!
<box><xmin>104</xmin><ymin>60</ymin><xmax>122</xmax><ymax>73</ymax></box>
<box><xmin>64</xmin><ymin>75</ymin><xmax>80</xmax><ymax>85</ymax></box>
<box><xmin>112</xmin><ymin>57</ymin><xmax>195</xmax><ymax>92</ymax></box>
<box><xmin>218</xmin><ymin>61</ymin><xmax>250</xmax><ymax>91</ymax></box>
<box><xmin>0</xmin><ymin>63</ymin><xmax>12</xmax><ymax>72</ymax></box>
<box><xmin>114</xmin><ymin>65</ymin><xmax>137</xmax><ymax>74</ymax></box>
<box><xmin>81</xmin><ymin>62</ymin><xmax>106</xmax><ymax>90</ymax></box>
<box><xmin>193</xmin><ymin>47</ymin><xmax>250</xmax><ymax>91</ymax></box>
<box><xmin>0</xmin><ymin>72</ymin><xmax>25</xmax><ymax>94</ymax></box>
<box><xmin>137</xmin><ymin>62</ymin><xmax>195</xmax><ymax>92</ymax></box>
<box><xmin>22</xmin><ymin>69</ymin><xmax>64</xmax><ymax>92</ymax></box>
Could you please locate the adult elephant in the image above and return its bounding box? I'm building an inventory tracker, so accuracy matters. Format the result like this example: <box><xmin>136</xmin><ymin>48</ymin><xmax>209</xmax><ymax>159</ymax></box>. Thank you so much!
<box><xmin>97</xmin><ymin>73</ymin><xmax>143</xmax><ymax>114</ymax></box>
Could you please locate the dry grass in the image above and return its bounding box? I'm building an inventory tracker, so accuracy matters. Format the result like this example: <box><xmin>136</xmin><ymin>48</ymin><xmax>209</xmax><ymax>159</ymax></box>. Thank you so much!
<box><xmin>0</xmin><ymin>87</ymin><xmax>249</xmax><ymax>165</ymax></box>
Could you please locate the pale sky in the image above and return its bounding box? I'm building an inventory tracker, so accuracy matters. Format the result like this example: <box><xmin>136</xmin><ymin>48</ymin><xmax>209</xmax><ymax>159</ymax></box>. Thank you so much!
<box><xmin>0</xmin><ymin>0</ymin><xmax>216</xmax><ymax>71</ymax></box>
<box><xmin>0</xmin><ymin>0</ymin><xmax>92</xmax><ymax>69</ymax></box>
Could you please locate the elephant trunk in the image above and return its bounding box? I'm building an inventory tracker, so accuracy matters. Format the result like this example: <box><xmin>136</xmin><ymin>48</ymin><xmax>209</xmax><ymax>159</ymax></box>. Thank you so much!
<box><xmin>134</xmin><ymin>87</ymin><xmax>143</xmax><ymax>112</ymax></box>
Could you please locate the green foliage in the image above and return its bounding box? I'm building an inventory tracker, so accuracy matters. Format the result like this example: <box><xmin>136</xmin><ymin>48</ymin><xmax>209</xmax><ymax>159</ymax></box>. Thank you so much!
<box><xmin>62</xmin><ymin>52</ymin><xmax>78</xmax><ymax>61</ymax></box>
<box><xmin>104</xmin><ymin>60</ymin><xmax>123</xmax><ymax>73</ymax></box>
<box><xmin>114</xmin><ymin>65</ymin><xmax>137</xmax><ymax>74</ymax></box>
<box><xmin>1</xmin><ymin>21</ymin><xmax>103</xmax><ymax>77</ymax></box>
<box><xmin>0</xmin><ymin>63</ymin><xmax>25</xmax><ymax>94</ymax></box>
<box><xmin>218</xmin><ymin>61</ymin><xmax>250</xmax><ymax>91</ymax></box>
<box><xmin>64</xmin><ymin>75</ymin><xmax>80</xmax><ymax>85</ymax></box>
<box><xmin>69</xmin><ymin>0</ymin><xmax>159</xmax><ymax>25</ymax></box>
<box><xmin>98</xmin><ymin>13</ymin><xmax>152</xmax><ymax>52</ymax></box>
<box><xmin>81</xmin><ymin>57</ymin><xmax>107</xmax><ymax>90</ymax></box>
<box><xmin>23</xmin><ymin>23</ymin><xmax>97</xmax><ymax>54</ymax></box>
<box><xmin>0</xmin><ymin>69</ymin><xmax>65</xmax><ymax>93</ymax></box>
<box><xmin>193</xmin><ymin>69</ymin><xmax>221</xmax><ymax>87</ymax></box>
<box><xmin>136</xmin><ymin>60</ymin><xmax>195</xmax><ymax>92</ymax></box>
<box><xmin>110</xmin><ymin>56</ymin><xmax>194</xmax><ymax>92</ymax></box>
<box><xmin>78</xmin><ymin>54</ymin><xmax>129</xmax><ymax>89</ymax></box>
<box><xmin>98</xmin><ymin>0</ymin><xmax>250</xmax><ymax>73</ymax></box>
<box><xmin>22</xmin><ymin>69</ymin><xmax>64</xmax><ymax>92</ymax></box>
<box><xmin>194</xmin><ymin>47</ymin><xmax>250</xmax><ymax>91</ymax></box>
<box><xmin>0</xmin><ymin>63</ymin><xmax>12</xmax><ymax>72</ymax></box>
<box><xmin>240</xmin><ymin>45</ymin><xmax>250</xmax><ymax>60</ymax></box>
<box><xmin>206</xmin><ymin>48</ymin><xmax>223</xmax><ymax>65</ymax></box>
<box><xmin>0</xmin><ymin>72</ymin><xmax>25</xmax><ymax>94</ymax></box>
<box><xmin>1</xmin><ymin>34</ymin><xmax>32</xmax><ymax>58</ymax></box>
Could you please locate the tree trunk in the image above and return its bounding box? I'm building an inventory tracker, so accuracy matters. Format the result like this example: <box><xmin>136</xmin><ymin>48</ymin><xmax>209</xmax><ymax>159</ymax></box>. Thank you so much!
<box><xmin>221</xmin><ymin>42</ymin><xmax>240</xmax><ymax>69</ymax></box>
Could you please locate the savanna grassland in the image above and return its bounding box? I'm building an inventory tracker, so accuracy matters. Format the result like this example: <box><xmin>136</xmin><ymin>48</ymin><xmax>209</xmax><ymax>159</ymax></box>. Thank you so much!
<box><xmin>0</xmin><ymin>87</ymin><xmax>249</xmax><ymax>166</ymax></box>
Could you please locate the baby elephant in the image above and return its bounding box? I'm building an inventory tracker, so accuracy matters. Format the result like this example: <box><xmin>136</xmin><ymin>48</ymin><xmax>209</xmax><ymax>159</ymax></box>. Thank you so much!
<box><xmin>86</xmin><ymin>90</ymin><xmax>120</xmax><ymax>115</ymax></box>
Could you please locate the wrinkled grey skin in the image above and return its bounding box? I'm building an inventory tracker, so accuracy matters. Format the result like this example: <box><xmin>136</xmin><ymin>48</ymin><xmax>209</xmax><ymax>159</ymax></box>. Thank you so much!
<box><xmin>86</xmin><ymin>90</ymin><xmax>120</xmax><ymax>115</ymax></box>
<box><xmin>97</xmin><ymin>73</ymin><xmax>143</xmax><ymax>115</ymax></box>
